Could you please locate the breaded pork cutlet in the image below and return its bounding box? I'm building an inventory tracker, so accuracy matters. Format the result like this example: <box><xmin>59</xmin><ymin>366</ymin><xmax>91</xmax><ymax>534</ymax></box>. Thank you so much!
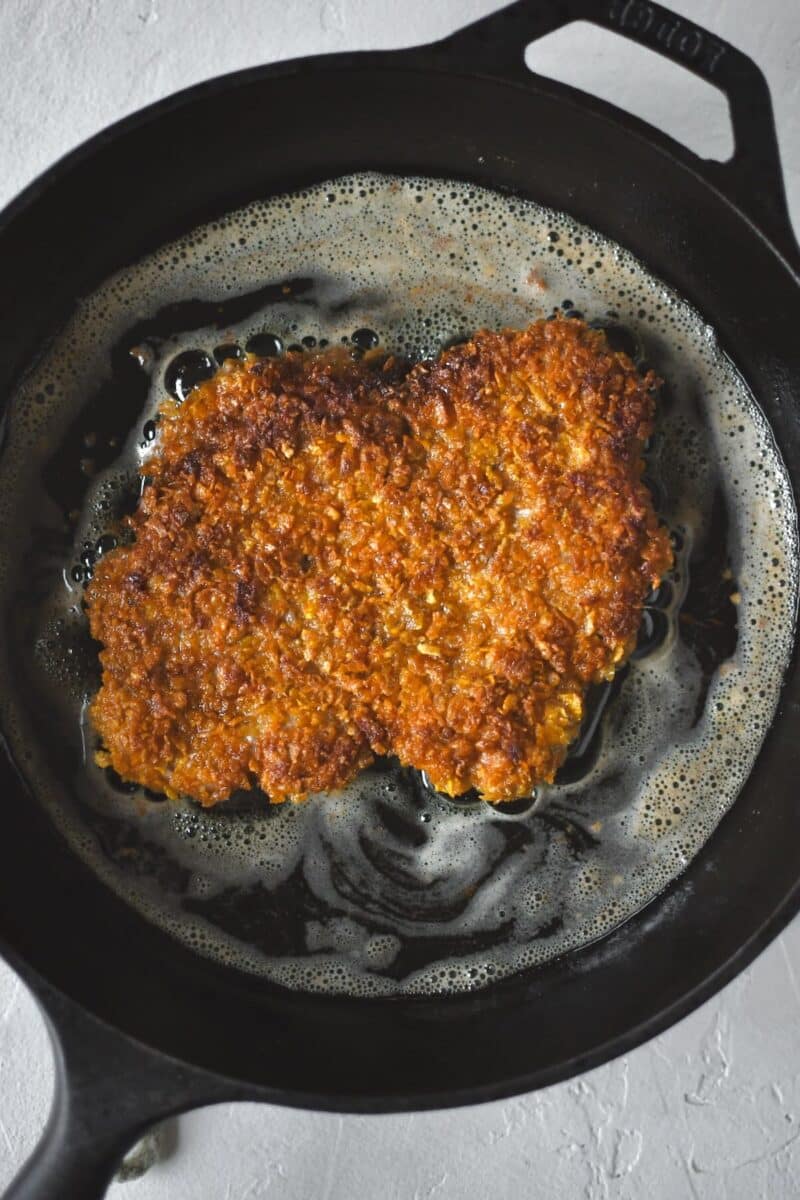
<box><xmin>86</xmin><ymin>319</ymin><xmax>672</xmax><ymax>805</ymax></box>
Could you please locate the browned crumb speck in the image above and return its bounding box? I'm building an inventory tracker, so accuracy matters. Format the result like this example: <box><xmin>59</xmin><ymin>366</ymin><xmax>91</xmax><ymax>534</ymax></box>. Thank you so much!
<box><xmin>85</xmin><ymin>319</ymin><xmax>672</xmax><ymax>805</ymax></box>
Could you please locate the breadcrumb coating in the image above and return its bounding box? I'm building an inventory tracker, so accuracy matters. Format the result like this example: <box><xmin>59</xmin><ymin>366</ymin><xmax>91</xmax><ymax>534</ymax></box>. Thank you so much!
<box><xmin>86</xmin><ymin>319</ymin><xmax>672</xmax><ymax>805</ymax></box>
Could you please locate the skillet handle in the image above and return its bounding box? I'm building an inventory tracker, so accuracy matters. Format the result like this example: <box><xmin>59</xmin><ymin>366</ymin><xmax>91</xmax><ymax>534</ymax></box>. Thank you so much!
<box><xmin>435</xmin><ymin>0</ymin><xmax>799</xmax><ymax>266</ymax></box>
<box><xmin>3</xmin><ymin>981</ymin><xmax>241</xmax><ymax>1200</ymax></box>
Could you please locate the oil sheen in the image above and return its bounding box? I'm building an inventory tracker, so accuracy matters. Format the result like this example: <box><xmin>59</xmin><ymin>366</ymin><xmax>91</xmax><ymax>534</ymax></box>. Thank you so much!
<box><xmin>0</xmin><ymin>172</ymin><xmax>796</xmax><ymax>996</ymax></box>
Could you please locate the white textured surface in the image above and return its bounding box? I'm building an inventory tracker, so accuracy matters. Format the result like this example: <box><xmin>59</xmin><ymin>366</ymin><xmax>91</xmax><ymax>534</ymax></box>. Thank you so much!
<box><xmin>1</xmin><ymin>1</ymin><xmax>799</xmax><ymax>1196</ymax></box>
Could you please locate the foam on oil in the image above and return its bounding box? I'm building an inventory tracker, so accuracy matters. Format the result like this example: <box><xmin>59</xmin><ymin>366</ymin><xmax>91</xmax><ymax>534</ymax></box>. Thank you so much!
<box><xmin>0</xmin><ymin>173</ymin><xmax>796</xmax><ymax>996</ymax></box>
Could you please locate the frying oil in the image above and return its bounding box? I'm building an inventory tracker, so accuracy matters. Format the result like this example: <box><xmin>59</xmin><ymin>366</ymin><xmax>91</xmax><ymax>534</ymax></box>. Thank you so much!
<box><xmin>0</xmin><ymin>173</ymin><xmax>795</xmax><ymax>995</ymax></box>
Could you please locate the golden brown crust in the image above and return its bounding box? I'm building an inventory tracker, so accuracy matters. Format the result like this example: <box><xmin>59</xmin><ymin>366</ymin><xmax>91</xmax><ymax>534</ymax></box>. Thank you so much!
<box><xmin>86</xmin><ymin>319</ymin><xmax>672</xmax><ymax>805</ymax></box>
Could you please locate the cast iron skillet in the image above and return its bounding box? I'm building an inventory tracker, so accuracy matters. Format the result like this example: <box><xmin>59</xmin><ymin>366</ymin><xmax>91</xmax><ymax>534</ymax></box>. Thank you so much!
<box><xmin>1</xmin><ymin>1</ymin><xmax>799</xmax><ymax>1196</ymax></box>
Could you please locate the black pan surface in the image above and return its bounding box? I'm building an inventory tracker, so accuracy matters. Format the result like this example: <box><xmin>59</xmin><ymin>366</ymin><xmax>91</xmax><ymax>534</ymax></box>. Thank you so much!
<box><xmin>0</xmin><ymin>2</ymin><xmax>798</xmax><ymax>1197</ymax></box>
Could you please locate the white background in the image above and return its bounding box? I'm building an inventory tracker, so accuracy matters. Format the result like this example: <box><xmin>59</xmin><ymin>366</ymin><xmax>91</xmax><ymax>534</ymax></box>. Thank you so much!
<box><xmin>1</xmin><ymin>1</ymin><xmax>799</xmax><ymax>1197</ymax></box>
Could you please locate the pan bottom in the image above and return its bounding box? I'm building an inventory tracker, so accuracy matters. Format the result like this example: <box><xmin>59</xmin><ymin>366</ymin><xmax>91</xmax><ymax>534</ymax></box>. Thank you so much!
<box><xmin>0</xmin><ymin>173</ymin><xmax>795</xmax><ymax>995</ymax></box>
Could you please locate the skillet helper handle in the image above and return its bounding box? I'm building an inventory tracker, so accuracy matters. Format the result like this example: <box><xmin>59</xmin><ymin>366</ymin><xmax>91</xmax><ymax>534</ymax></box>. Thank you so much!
<box><xmin>436</xmin><ymin>0</ymin><xmax>799</xmax><ymax>265</ymax></box>
<box><xmin>4</xmin><ymin>985</ymin><xmax>239</xmax><ymax>1200</ymax></box>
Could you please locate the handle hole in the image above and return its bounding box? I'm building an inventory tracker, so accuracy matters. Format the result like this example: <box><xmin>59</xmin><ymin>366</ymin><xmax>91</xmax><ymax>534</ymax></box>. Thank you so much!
<box><xmin>524</xmin><ymin>20</ymin><xmax>734</xmax><ymax>162</ymax></box>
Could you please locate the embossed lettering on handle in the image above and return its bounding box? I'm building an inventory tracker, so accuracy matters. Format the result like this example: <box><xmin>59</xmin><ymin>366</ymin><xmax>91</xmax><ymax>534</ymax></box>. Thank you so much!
<box><xmin>607</xmin><ymin>0</ymin><xmax>726</xmax><ymax>74</ymax></box>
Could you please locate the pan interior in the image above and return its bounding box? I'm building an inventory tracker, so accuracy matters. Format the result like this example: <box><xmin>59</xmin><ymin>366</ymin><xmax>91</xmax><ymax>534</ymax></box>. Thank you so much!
<box><xmin>0</xmin><ymin>172</ymin><xmax>796</xmax><ymax>996</ymax></box>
